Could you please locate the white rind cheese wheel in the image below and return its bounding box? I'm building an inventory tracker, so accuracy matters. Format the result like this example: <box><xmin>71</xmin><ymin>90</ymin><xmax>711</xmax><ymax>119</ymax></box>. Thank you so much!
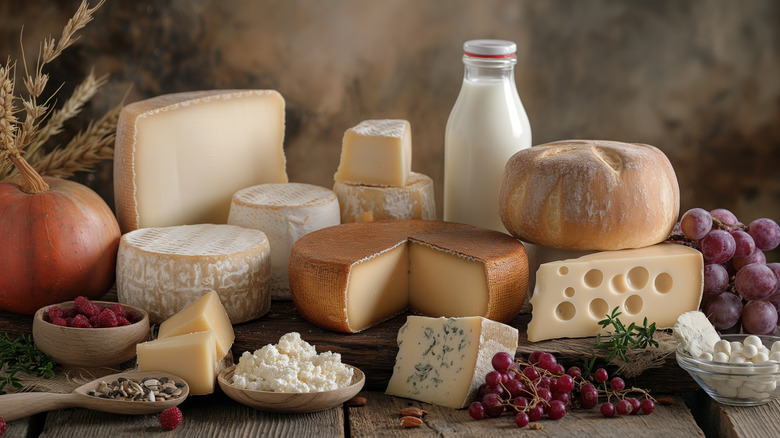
<box><xmin>386</xmin><ymin>315</ymin><xmax>518</xmax><ymax>408</ymax></box>
<box><xmin>498</xmin><ymin>139</ymin><xmax>680</xmax><ymax>251</ymax></box>
<box><xmin>117</xmin><ymin>224</ymin><xmax>271</xmax><ymax>324</ymax></box>
<box><xmin>227</xmin><ymin>183</ymin><xmax>341</xmax><ymax>300</ymax></box>
<box><xmin>289</xmin><ymin>220</ymin><xmax>528</xmax><ymax>333</ymax></box>
<box><xmin>333</xmin><ymin>172</ymin><xmax>436</xmax><ymax>223</ymax></box>
<box><xmin>114</xmin><ymin>89</ymin><xmax>288</xmax><ymax>234</ymax></box>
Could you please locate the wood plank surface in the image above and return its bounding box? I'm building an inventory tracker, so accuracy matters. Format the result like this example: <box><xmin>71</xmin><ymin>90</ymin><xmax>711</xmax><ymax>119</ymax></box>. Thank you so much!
<box><xmin>685</xmin><ymin>391</ymin><xmax>780</xmax><ymax>438</ymax></box>
<box><xmin>0</xmin><ymin>299</ymin><xmax>698</xmax><ymax>395</ymax></box>
<box><xmin>348</xmin><ymin>391</ymin><xmax>705</xmax><ymax>438</ymax></box>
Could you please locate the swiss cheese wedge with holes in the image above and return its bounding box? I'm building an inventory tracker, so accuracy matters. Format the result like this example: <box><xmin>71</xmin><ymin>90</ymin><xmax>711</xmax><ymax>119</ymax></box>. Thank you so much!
<box><xmin>289</xmin><ymin>220</ymin><xmax>528</xmax><ymax>333</ymax></box>
<box><xmin>527</xmin><ymin>243</ymin><xmax>703</xmax><ymax>342</ymax></box>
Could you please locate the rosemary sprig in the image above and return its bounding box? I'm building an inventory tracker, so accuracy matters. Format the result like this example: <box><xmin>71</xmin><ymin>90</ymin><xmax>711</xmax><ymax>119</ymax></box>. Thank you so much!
<box><xmin>594</xmin><ymin>307</ymin><xmax>658</xmax><ymax>362</ymax></box>
<box><xmin>0</xmin><ymin>332</ymin><xmax>58</xmax><ymax>394</ymax></box>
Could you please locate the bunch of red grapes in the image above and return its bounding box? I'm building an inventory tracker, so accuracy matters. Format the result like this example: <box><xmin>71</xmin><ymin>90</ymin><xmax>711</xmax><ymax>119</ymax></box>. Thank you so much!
<box><xmin>671</xmin><ymin>208</ymin><xmax>780</xmax><ymax>335</ymax></box>
<box><xmin>468</xmin><ymin>351</ymin><xmax>655</xmax><ymax>428</ymax></box>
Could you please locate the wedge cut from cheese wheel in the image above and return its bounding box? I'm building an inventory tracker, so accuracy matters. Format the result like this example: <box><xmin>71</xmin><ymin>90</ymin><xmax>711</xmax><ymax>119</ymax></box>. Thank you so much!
<box><xmin>114</xmin><ymin>89</ymin><xmax>287</xmax><ymax>233</ymax></box>
<box><xmin>385</xmin><ymin>315</ymin><xmax>518</xmax><ymax>408</ymax></box>
<box><xmin>333</xmin><ymin>172</ymin><xmax>436</xmax><ymax>223</ymax></box>
<box><xmin>333</xmin><ymin>119</ymin><xmax>412</xmax><ymax>187</ymax></box>
<box><xmin>137</xmin><ymin>330</ymin><xmax>217</xmax><ymax>395</ymax></box>
<box><xmin>157</xmin><ymin>290</ymin><xmax>235</xmax><ymax>359</ymax></box>
<box><xmin>289</xmin><ymin>220</ymin><xmax>528</xmax><ymax>333</ymax></box>
<box><xmin>117</xmin><ymin>224</ymin><xmax>271</xmax><ymax>324</ymax></box>
<box><xmin>527</xmin><ymin>243</ymin><xmax>703</xmax><ymax>342</ymax></box>
<box><xmin>228</xmin><ymin>183</ymin><xmax>341</xmax><ymax>300</ymax></box>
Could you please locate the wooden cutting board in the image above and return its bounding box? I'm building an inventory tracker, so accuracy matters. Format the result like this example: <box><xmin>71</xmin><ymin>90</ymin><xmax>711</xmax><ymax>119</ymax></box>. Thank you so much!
<box><xmin>0</xmin><ymin>300</ymin><xmax>696</xmax><ymax>393</ymax></box>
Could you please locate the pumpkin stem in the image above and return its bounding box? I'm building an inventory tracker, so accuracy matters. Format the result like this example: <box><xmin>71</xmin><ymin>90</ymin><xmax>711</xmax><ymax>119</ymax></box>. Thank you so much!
<box><xmin>8</xmin><ymin>151</ymin><xmax>49</xmax><ymax>193</ymax></box>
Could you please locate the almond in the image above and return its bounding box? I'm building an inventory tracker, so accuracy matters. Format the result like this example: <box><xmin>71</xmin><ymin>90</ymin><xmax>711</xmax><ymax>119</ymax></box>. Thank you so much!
<box><xmin>400</xmin><ymin>416</ymin><xmax>423</xmax><ymax>428</ymax></box>
<box><xmin>399</xmin><ymin>407</ymin><xmax>428</xmax><ymax>417</ymax></box>
<box><xmin>347</xmin><ymin>396</ymin><xmax>367</xmax><ymax>407</ymax></box>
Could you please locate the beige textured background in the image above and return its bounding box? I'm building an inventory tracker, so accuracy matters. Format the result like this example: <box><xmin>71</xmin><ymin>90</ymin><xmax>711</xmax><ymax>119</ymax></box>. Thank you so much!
<box><xmin>1</xmin><ymin>0</ymin><xmax>779</xmax><ymax>228</ymax></box>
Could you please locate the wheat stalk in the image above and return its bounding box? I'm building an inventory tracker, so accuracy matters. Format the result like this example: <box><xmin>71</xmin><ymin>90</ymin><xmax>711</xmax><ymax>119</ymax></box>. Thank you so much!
<box><xmin>33</xmin><ymin>104</ymin><xmax>120</xmax><ymax>178</ymax></box>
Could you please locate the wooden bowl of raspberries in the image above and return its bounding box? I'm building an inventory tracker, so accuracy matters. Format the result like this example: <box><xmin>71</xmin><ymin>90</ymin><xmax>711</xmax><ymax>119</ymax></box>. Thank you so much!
<box><xmin>33</xmin><ymin>297</ymin><xmax>150</xmax><ymax>368</ymax></box>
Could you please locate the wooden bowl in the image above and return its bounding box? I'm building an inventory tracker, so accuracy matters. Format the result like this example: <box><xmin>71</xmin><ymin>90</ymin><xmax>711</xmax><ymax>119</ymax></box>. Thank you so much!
<box><xmin>218</xmin><ymin>364</ymin><xmax>365</xmax><ymax>413</ymax></box>
<box><xmin>32</xmin><ymin>301</ymin><xmax>150</xmax><ymax>368</ymax></box>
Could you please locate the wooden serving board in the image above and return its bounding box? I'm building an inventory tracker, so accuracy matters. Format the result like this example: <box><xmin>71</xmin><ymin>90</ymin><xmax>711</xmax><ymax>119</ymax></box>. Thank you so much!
<box><xmin>0</xmin><ymin>300</ymin><xmax>697</xmax><ymax>394</ymax></box>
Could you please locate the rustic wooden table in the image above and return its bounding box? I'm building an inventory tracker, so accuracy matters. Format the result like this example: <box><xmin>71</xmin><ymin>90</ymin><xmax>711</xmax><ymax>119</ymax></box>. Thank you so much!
<box><xmin>1</xmin><ymin>301</ymin><xmax>778</xmax><ymax>437</ymax></box>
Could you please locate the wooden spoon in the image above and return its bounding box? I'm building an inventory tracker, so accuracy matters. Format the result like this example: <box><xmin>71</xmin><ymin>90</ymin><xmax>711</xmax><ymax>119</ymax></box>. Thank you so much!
<box><xmin>0</xmin><ymin>370</ymin><xmax>189</xmax><ymax>421</ymax></box>
<box><xmin>218</xmin><ymin>364</ymin><xmax>365</xmax><ymax>413</ymax></box>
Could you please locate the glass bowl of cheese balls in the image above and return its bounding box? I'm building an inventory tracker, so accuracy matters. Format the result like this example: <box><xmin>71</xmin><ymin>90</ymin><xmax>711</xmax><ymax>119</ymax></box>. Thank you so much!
<box><xmin>676</xmin><ymin>334</ymin><xmax>780</xmax><ymax>406</ymax></box>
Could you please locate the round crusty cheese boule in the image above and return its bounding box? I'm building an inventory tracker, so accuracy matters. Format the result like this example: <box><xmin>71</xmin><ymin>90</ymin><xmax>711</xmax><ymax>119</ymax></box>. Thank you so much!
<box><xmin>498</xmin><ymin>139</ymin><xmax>680</xmax><ymax>251</ymax></box>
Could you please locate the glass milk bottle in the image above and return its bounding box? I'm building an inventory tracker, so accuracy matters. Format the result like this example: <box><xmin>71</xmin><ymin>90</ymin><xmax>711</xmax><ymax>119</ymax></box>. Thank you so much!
<box><xmin>444</xmin><ymin>39</ymin><xmax>532</xmax><ymax>232</ymax></box>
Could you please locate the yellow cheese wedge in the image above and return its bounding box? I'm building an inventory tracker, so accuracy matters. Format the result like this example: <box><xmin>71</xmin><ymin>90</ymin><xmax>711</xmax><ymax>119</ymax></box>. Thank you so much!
<box><xmin>157</xmin><ymin>290</ymin><xmax>235</xmax><ymax>359</ymax></box>
<box><xmin>333</xmin><ymin>119</ymin><xmax>412</xmax><ymax>187</ymax></box>
<box><xmin>137</xmin><ymin>330</ymin><xmax>217</xmax><ymax>395</ymax></box>
<box><xmin>527</xmin><ymin>243</ymin><xmax>703</xmax><ymax>342</ymax></box>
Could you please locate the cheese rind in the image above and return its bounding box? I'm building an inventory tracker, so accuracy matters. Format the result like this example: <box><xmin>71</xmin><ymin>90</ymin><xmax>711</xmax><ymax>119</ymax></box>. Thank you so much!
<box><xmin>136</xmin><ymin>330</ymin><xmax>217</xmax><ymax>395</ymax></box>
<box><xmin>116</xmin><ymin>224</ymin><xmax>271</xmax><ymax>324</ymax></box>
<box><xmin>333</xmin><ymin>119</ymin><xmax>412</xmax><ymax>187</ymax></box>
<box><xmin>527</xmin><ymin>243</ymin><xmax>703</xmax><ymax>342</ymax></box>
<box><xmin>333</xmin><ymin>172</ymin><xmax>436</xmax><ymax>223</ymax></box>
<box><xmin>114</xmin><ymin>89</ymin><xmax>287</xmax><ymax>233</ymax></box>
<box><xmin>157</xmin><ymin>290</ymin><xmax>235</xmax><ymax>359</ymax></box>
<box><xmin>227</xmin><ymin>183</ymin><xmax>341</xmax><ymax>300</ymax></box>
<box><xmin>385</xmin><ymin>316</ymin><xmax>518</xmax><ymax>408</ymax></box>
<box><xmin>289</xmin><ymin>220</ymin><xmax>528</xmax><ymax>333</ymax></box>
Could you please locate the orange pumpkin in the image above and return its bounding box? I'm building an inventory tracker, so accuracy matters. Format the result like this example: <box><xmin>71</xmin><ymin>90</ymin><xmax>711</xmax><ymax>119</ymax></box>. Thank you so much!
<box><xmin>0</xmin><ymin>176</ymin><xmax>120</xmax><ymax>314</ymax></box>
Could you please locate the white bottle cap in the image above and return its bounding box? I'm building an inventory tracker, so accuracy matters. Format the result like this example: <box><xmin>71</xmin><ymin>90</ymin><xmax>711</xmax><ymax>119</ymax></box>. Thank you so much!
<box><xmin>463</xmin><ymin>39</ymin><xmax>516</xmax><ymax>58</ymax></box>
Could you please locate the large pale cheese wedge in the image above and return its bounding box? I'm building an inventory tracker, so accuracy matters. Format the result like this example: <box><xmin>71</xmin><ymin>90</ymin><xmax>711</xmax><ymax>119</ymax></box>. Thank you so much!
<box><xmin>158</xmin><ymin>290</ymin><xmax>235</xmax><ymax>359</ymax></box>
<box><xmin>137</xmin><ymin>330</ymin><xmax>217</xmax><ymax>395</ymax></box>
<box><xmin>499</xmin><ymin>140</ymin><xmax>679</xmax><ymax>251</ymax></box>
<box><xmin>228</xmin><ymin>183</ymin><xmax>341</xmax><ymax>300</ymax></box>
<box><xmin>289</xmin><ymin>220</ymin><xmax>528</xmax><ymax>333</ymax></box>
<box><xmin>114</xmin><ymin>89</ymin><xmax>288</xmax><ymax>233</ymax></box>
<box><xmin>333</xmin><ymin>172</ymin><xmax>436</xmax><ymax>223</ymax></box>
<box><xmin>385</xmin><ymin>315</ymin><xmax>518</xmax><ymax>408</ymax></box>
<box><xmin>117</xmin><ymin>224</ymin><xmax>271</xmax><ymax>324</ymax></box>
<box><xmin>333</xmin><ymin>119</ymin><xmax>412</xmax><ymax>187</ymax></box>
<box><xmin>527</xmin><ymin>243</ymin><xmax>703</xmax><ymax>342</ymax></box>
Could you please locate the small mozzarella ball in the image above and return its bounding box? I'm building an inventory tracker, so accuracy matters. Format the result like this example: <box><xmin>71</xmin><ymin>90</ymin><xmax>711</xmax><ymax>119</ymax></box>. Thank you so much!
<box><xmin>730</xmin><ymin>354</ymin><xmax>747</xmax><ymax>364</ymax></box>
<box><xmin>742</xmin><ymin>344</ymin><xmax>759</xmax><ymax>359</ymax></box>
<box><xmin>715</xmin><ymin>384</ymin><xmax>739</xmax><ymax>398</ymax></box>
<box><xmin>714</xmin><ymin>340</ymin><xmax>732</xmax><ymax>355</ymax></box>
<box><xmin>744</xmin><ymin>335</ymin><xmax>763</xmax><ymax>348</ymax></box>
<box><xmin>730</xmin><ymin>341</ymin><xmax>744</xmax><ymax>353</ymax></box>
<box><xmin>699</xmin><ymin>352</ymin><xmax>714</xmax><ymax>361</ymax></box>
<box><xmin>770</xmin><ymin>351</ymin><xmax>780</xmax><ymax>362</ymax></box>
<box><xmin>771</xmin><ymin>341</ymin><xmax>780</xmax><ymax>354</ymax></box>
<box><xmin>714</xmin><ymin>352</ymin><xmax>731</xmax><ymax>363</ymax></box>
<box><xmin>753</xmin><ymin>352</ymin><xmax>770</xmax><ymax>364</ymax></box>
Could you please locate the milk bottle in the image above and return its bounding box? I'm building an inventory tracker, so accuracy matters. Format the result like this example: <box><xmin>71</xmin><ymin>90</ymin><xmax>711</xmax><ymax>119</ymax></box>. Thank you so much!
<box><xmin>444</xmin><ymin>39</ymin><xmax>532</xmax><ymax>232</ymax></box>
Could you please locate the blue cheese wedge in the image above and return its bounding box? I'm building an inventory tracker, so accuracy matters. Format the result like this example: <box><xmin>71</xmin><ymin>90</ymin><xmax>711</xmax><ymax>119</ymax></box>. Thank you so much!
<box><xmin>673</xmin><ymin>310</ymin><xmax>721</xmax><ymax>358</ymax></box>
<box><xmin>385</xmin><ymin>315</ymin><xmax>518</xmax><ymax>408</ymax></box>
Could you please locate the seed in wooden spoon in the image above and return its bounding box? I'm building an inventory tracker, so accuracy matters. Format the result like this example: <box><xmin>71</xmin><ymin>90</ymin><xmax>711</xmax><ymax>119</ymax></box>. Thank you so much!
<box><xmin>87</xmin><ymin>376</ymin><xmax>185</xmax><ymax>402</ymax></box>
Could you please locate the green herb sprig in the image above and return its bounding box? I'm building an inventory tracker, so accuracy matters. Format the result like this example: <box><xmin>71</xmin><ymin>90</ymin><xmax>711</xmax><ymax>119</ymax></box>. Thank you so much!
<box><xmin>594</xmin><ymin>307</ymin><xmax>658</xmax><ymax>362</ymax></box>
<box><xmin>0</xmin><ymin>332</ymin><xmax>59</xmax><ymax>393</ymax></box>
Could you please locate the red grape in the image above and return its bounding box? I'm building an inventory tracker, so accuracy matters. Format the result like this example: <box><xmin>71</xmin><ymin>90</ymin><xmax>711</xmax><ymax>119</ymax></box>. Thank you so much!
<box><xmin>735</xmin><ymin>263</ymin><xmax>778</xmax><ymax>300</ymax></box>
<box><xmin>528</xmin><ymin>351</ymin><xmax>543</xmax><ymax>364</ymax></box>
<box><xmin>527</xmin><ymin>405</ymin><xmax>544</xmax><ymax>422</ymax></box>
<box><xmin>640</xmin><ymin>399</ymin><xmax>655</xmax><ymax>415</ymax></box>
<box><xmin>600</xmin><ymin>402</ymin><xmax>615</xmax><ymax>417</ymax></box>
<box><xmin>548</xmin><ymin>400</ymin><xmax>567</xmax><ymax>420</ymax></box>
<box><xmin>703</xmin><ymin>263</ymin><xmax>729</xmax><ymax>296</ymax></box>
<box><xmin>537</xmin><ymin>387</ymin><xmax>553</xmax><ymax>403</ymax></box>
<box><xmin>594</xmin><ymin>368</ymin><xmax>609</xmax><ymax>383</ymax></box>
<box><xmin>485</xmin><ymin>370</ymin><xmax>503</xmax><ymax>388</ymax></box>
<box><xmin>492</xmin><ymin>352</ymin><xmax>514</xmax><ymax>374</ymax></box>
<box><xmin>742</xmin><ymin>300</ymin><xmax>779</xmax><ymax>335</ymax></box>
<box><xmin>733</xmin><ymin>248</ymin><xmax>767</xmax><ymax>271</ymax></box>
<box><xmin>748</xmin><ymin>218</ymin><xmax>780</xmax><ymax>251</ymax></box>
<box><xmin>504</xmin><ymin>379</ymin><xmax>525</xmax><ymax>398</ymax></box>
<box><xmin>514</xmin><ymin>412</ymin><xmax>529</xmax><ymax>428</ymax></box>
<box><xmin>680</xmin><ymin>208</ymin><xmax>713</xmax><ymax>240</ymax></box>
<box><xmin>482</xmin><ymin>393</ymin><xmax>504</xmax><ymax>417</ymax></box>
<box><xmin>616</xmin><ymin>399</ymin><xmax>633</xmax><ymax>415</ymax></box>
<box><xmin>731</xmin><ymin>229</ymin><xmax>756</xmax><ymax>258</ymax></box>
<box><xmin>556</xmin><ymin>374</ymin><xmax>575</xmax><ymax>393</ymax></box>
<box><xmin>566</xmin><ymin>366</ymin><xmax>582</xmax><ymax>379</ymax></box>
<box><xmin>512</xmin><ymin>396</ymin><xmax>529</xmax><ymax>410</ymax></box>
<box><xmin>537</xmin><ymin>375</ymin><xmax>551</xmax><ymax>388</ymax></box>
<box><xmin>627</xmin><ymin>397</ymin><xmax>641</xmax><ymax>415</ymax></box>
<box><xmin>710</xmin><ymin>208</ymin><xmax>739</xmax><ymax>228</ymax></box>
<box><xmin>522</xmin><ymin>366</ymin><xmax>540</xmax><ymax>381</ymax></box>
<box><xmin>766</xmin><ymin>262</ymin><xmax>780</xmax><ymax>293</ymax></box>
<box><xmin>468</xmin><ymin>401</ymin><xmax>486</xmax><ymax>419</ymax></box>
<box><xmin>610</xmin><ymin>377</ymin><xmax>625</xmax><ymax>392</ymax></box>
<box><xmin>553</xmin><ymin>391</ymin><xmax>571</xmax><ymax>405</ymax></box>
<box><xmin>538</xmin><ymin>353</ymin><xmax>557</xmax><ymax>371</ymax></box>
<box><xmin>700</xmin><ymin>230</ymin><xmax>736</xmax><ymax>264</ymax></box>
<box><xmin>703</xmin><ymin>292</ymin><xmax>743</xmax><ymax>330</ymax></box>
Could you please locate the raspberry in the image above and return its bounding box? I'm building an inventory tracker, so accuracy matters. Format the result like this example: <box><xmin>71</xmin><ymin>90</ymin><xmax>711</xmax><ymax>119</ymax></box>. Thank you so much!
<box><xmin>71</xmin><ymin>314</ymin><xmax>92</xmax><ymax>328</ymax></box>
<box><xmin>47</xmin><ymin>306</ymin><xmax>64</xmax><ymax>321</ymax></box>
<box><xmin>50</xmin><ymin>317</ymin><xmax>68</xmax><ymax>327</ymax></box>
<box><xmin>108</xmin><ymin>303</ymin><xmax>125</xmax><ymax>317</ymax></box>
<box><xmin>116</xmin><ymin>316</ymin><xmax>131</xmax><ymax>326</ymax></box>
<box><xmin>74</xmin><ymin>296</ymin><xmax>101</xmax><ymax>318</ymax></box>
<box><xmin>63</xmin><ymin>307</ymin><xmax>78</xmax><ymax>318</ymax></box>
<box><xmin>95</xmin><ymin>308</ymin><xmax>119</xmax><ymax>328</ymax></box>
<box><xmin>125</xmin><ymin>310</ymin><xmax>138</xmax><ymax>323</ymax></box>
<box><xmin>159</xmin><ymin>407</ymin><xmax>183</xmax><ymax>430</ymax></box>
<box><xmin>0</xmin><ymin>416</ymin><xmax>6</xmax><ymax>436</ymax></box>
